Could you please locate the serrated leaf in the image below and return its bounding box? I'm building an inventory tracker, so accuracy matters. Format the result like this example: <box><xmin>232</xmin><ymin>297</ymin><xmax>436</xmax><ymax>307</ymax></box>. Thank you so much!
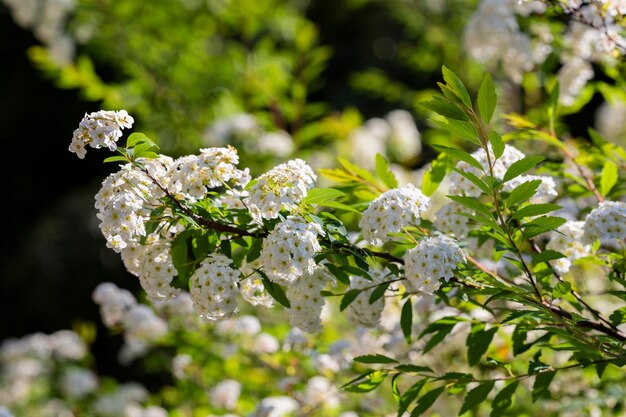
<box><xmin>401</xmin><ymin>297</ymin><xmax>413</xmax><ymax>344</ymax></box>
<box><xmin>317</xmin><ymin>201</ymin><xmax>362</xmax><ymax>214</ymax></box>
<box><xmin>521</xmin><ymin>216</ymin><xmax>567</xmax><ymax>238</ymax></box>
<box><xmin>340</xmin><ymin>289</ymin><xmax>361</xmax><ymax>311</ymax></box>
<box><xmin>354</xmin><ymin>354</ymin><xmax>398</xmax><ymax>364</ymax></box>
<box><xmin>510</xmin><ymin>203</ymin><xmax>562</xmax><ymax>220</ymax></box>
<box><xmin>600</xmin><ymin>160</ymin><xmax>618</xmax><ymax>197</ymax></box>
<box><xmin>552</xmin><ymin>281</ymin><xmax>572</xmax><ymax>299</ymax></box>
<box><xmin>432</xmin><ymin>117</ymin><xmax>481</xmax><ymax>145</ymax></box>
<box><xmin>502</xmin><ymin>156</ymin><xmax>545</xmax><ymax>183</ymax></box>
<box><xmin>531</xmin><ymin>249</ymin><xmax>566</xmax><ymax>265</ymax></box>
<box><xmin>395</xmin><ymin>364</ymin><xmax>435</xmax><ymax>374</ymax></box>
<box><xmin>532</xmin><ymin>371</ymin><xmax>555</xmax><ymax>402</ymax></box>
<box><xmin>452</xmin><ymin>168</ymin><xmax>491</xmax><ymax>195</ymax></box>
<box><xmin>376</xmin><ymin>154</ymin><xmax>399</xmax><ymax>189</ymax></box>
<box><xmin>302</xmin><ymin>187</ymin><xmax>346</xmax><ymax>205</ymax></box>
<box><xmin>257</xmin><ymin>270</ymin><xmax>291</xmax><ymax>308</ymax></box>
<box><xmin>489</xmin><ymin>131</ymin><xmax>504</xmax><ymax>159</ymax></box>
<box><xmin>467</xmin><ymin>325</ymin><xmax>497</xmax><ymax>366</ymax></box>
<box><xmin>447</xmin><ymin>195</ymin><xmax>492</xmax><ymax>218</ymax></box>
<box><xmin>126</xmin><ymin>132</ymin><xmax>156</xmax><ymax>148</ymax></box>
<box><xmin>478</xmin><ymin>73</ymin><xmax>497</xmax><ymax>124</ymax></box>
<box><xmin>433</xmin><ymin>145</ymin><xmax>484</xmax><ymax>171</ymax></box>
<box><xmin>369</xmin><ymin>281</ymin><xmax>391</xmax><ymax>304</ymax></box>
<box><xmin>490</xmin><ymin>381</ymin><xmax>519</xmax><ymax>417</ymax></box>
<box><xmin>420</xmin><ymin>96</ymin><xmax>469</xmax><ymax>121</ymax></box>
<box><xmin>343</xmin><ymin>370</ymin><xmax>388</xmax><ymax>393</ymax></box>
<box><xmin>411</xmin><ymin>386</ymin><xmax>446</xmax><ymax>416</ymax></box>
<box><xmin>459</xmin><ymin>381</ymin><xmax>495</xmax><ymax>415</ymax></box>
<box><xmin>398</xmin><ymin>379</ymin><xmax>427</xmax><ymax>417</ymax></box>
<box><xmin>506</xmin><ymin>179</ymin><xmax>542</xmax><ymax>206</ymax></box>
<box><xmin>442</xmin><ymin>65</ymin><xmax>472</xmax><ymax>108</ymax></box>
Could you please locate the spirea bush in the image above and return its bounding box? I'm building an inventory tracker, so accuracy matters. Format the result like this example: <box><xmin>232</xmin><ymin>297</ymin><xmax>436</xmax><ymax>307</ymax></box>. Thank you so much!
<box><xmin>50</xmin><ymin>64</ymin><xmax>626</xmax><ymax>416</ymax></box>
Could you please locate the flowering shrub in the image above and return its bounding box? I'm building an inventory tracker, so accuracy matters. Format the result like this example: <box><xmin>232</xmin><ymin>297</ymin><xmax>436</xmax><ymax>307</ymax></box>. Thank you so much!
<box><xmin>43</xmin><ymin>62</ymin><xmax>626</xmax><ymax>416</ymax></box>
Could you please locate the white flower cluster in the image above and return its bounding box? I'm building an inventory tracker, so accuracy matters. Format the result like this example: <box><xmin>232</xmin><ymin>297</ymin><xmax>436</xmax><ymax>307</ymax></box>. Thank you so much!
<box><xmin>190</xmin><ymin>254</ymin><xmax>241</xmax><ymax>322</ymax></box>
<box><xmin>167</xmin><ymin>146</ymin><xmax>250</xmax><ymax>202</ymax></box>
<box><xmin>546</xmin><ymin>221</ymin><xmax>592</xmax><ymax>274</ymax></box>
<box><xmin>259</xmin><ymin>217</ymin><xmax>324</xmax><ymax>286</ymax></box>
<box><xmin>122</xmin><ymin>238</ymin><xmax>180</xmax><ymax>302</ymax></box>
<box><xmin>92</xmin><ymin>283</ymin><xmax>168</xmax><ymax>363</ymax></box>
<box><xmin>209</xmin><ymin>379</ymin><xmax>242</xmax><ymax>410</ymax></box>
<box><xmin>69</xmin><ymin>110</ymin><xmax>134</xmax><ymax>159</ymax></box>
<box><xmin>434</xmin><ymin>202</ymin><xmax>473</xmax><ymax>238</ymax></box>
<box><xmin>94</xmin><ymin>156</ymin><xmax>172</xmax><ymax>252</ymax></box>
<box><xmin>359</xmin><ymin>184</ymin><xmax>430</xmax><ymax>245</ymax></box>
<box><xmin>345</xmin><ymin>269</ymin><xmax>388</xmax><ymax>328</ymax></box>
<box><xmin>582</xmin><ymin>200</ymin><xmax>626</xmax><ymax>244</ymax></box>
<box><xmin>246</xmin><ymin>159</ymin><xmax>316</xmax><ymax>223</ymax></box>
<box><xmin>239</xmin><ymin>274</ymin><xmax>276</xmax><ymax>308</ymax></box>
<box><xmin>3</xmin><ymin>0</ymin><xmax>77</xmax><ymax>64</ymax></box>
<box><xmin>464</xmin><ymin>0</ymin><xmax>549</xmax><ymax>83</ymax></box>
<box><xmin>404</xmin><ymin>235</ymin><xmax>466</xmax><ymax>294</ymax></box>
<box><xmin>285</xmin><ymin>267</ymin><xmax>331</xmax><ymax>333</ymax></box>
<box><xmin>348</xmin><ymin>109</ymin><xmax>422</xmax><ymax>170</ymax></box>
<box><xmin>0</xmin><ymin>329</ymin><xmax>89</xmax><ymax>407</ymax></box>
<box><xmin>92</xmin><ymin>383</ymin><xmax>149</xmax><ymax>417</ymax></box>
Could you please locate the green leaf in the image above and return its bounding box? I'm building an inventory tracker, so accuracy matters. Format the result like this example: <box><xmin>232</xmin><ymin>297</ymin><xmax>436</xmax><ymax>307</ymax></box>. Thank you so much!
<box><xmin>510</xmin><ymin>203</ymin><xmax>562</xmax><ymax>220</ymax></box>
<box><xmin>302</xmin><ymin>187</ymin><xmax>346</xmax><ymax>205</ymax></box>
<box><xmin>103</xmin><ymin>155</ymin><xmax>130</xmax><ymax>164</ymax></box>
<box><xmin>466</xmin><ymin>325</ymin><xmax>498</xmax><ymax>366</ymax></box>
<box><xmin>459</xmin><ymin>381</ymin><xmax>495</xmax><ymax>415</ymax></box>
<box><xmin>433</xmin><ymin>145</ymin><xmax>484</xmax><ymax>171</ymax></box>
<box><xmin>337</xmin><ymin>157</ymin><xmax>378</xmax><ymax>183</ymax></box>
<box><xmin>343</xmin><ymin>370</ymin><xmax>388</xmax><ymax>393</ymax></box>
<box><xmin>442</xmin><ymin>65</ymin><xmax>472</xmax><ymax>108</ymax></box>
<box><xmin>317</xmin><ymin>201</ymin><xmax>362</xmax><ymax>214</ymax></box>
<box><xmin>447</xmin><ymin>195</ymin><xmax>492</xmax><ymax>218</ymax></box>
<box><xmin>600</xmin><ymin>160</ymin><xmax>618</xmax><ymax>197</ymax></box>
<box><xmin>354</xmin><ymin>354</ymin><xmax>398</xmax><ymax>364</ymax></box>
<box><xmin>411</xmin><ymin>386</ymin><xmax>445</xmax><ymax>416</ymax></box>
<box><xmin>399</xmin><ymin>379</ymin><xmax>427</xmax><ymax>417</ymax></box>
<box><xmin>420</xmin><ymin>96</ymin><xmax>469</xmax><ymax>121</ymax></box>
<box><xmin>521</xmin><ymin>216</ymin><xmax>567</xmax><ymax>239</ymax></box>
<box><xmin>401</xmin><ymin>297</ymin><xmax>413</xmax><ymax>344</ymax></box>
<box><xmin>257</xmin><ymin>270</ymin><xmax>291</xmax><ymax>308</ymax></box>
<box><xmin>126</xmin><ymin>132</ymin><xmax>156</xmax><ymax>148</ymax></box>
<box><xmin>532</xmin><ymin>371</ymin><xmax>555</xmax><ymax>402</ymax></box>
<box><xmin>451</xmin><ymin>168</ymin><xmax>491</xmax><ymax>195</ymax></box>
<box><xmin>376</xmin><ymin>154</ymin><xmax>399</xmax><ymax>189</ymax></box>
<box><xmin>432</xmin><ymin>118</ymin><xmax>481</xmax><ymax>145</ymax></box>
<box><xmin>490</xmin><ymin>381</ymin><xmax>519</xmax><ymax>417</ymax></box>
<box><xmin>395</xmin><ymin>364</ymin><xmax>435</xmax><ymax>374</ymax></box>
<box><xmin>548</xmin><ymin>82</ymin><xmax>559</xmax><ymax>133</ymax></box>
<box><xmin>502</xmin><ymin>156</ymin><xmax>545</xmax><ymax>183</ymax></box>
<box><xmin>489</xmin><ymin>131</ymin><xmax>504</xmax><ymax>159</ymax></box>
<box><xmin>552</xmin><ymin>281</ymin><xmax>572</xmax><ymax>299</ymax></box>
<box><xmin>506</xmin><ymin>179</ymin><xmax>542</xmax><ymax>206</ymax></box>
<box><xmin>478</xmin><ymin>73</ymin><xmax>497</xmax><ymax>124</ymax></box>
<box><xmin>340</xmin><ymin>289</ymin><xmax>361</xmax><ymax>311</ymax></box>
<box><xmin>531</xmin><ymin>249</ymin><xmax>566</xmax><ymax>265</ymax></box>
<box><xmin>422</xmin><ymin>157</ymin><xmax>448</xmax><ymax>196</ymax></box>
<box><xmin>369</xmin><ymin>281</ymin><xmax>391</xmax><ymax>304</ymax></box>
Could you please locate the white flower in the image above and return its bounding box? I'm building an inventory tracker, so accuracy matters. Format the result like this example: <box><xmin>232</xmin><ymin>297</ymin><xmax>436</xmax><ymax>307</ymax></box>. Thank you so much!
<box><xmin>123</xmin><ymin>305</ymin><xmax>168</xmax><ymax>343</ymax></box>
<box><xmin>166</xmin><ymin>146</ymin><xmax>250</xmax><ymax>202</ymax></box>
<box><xmin>434</xmin><ymin>202</ymin><xmax>472</xmax><ymax>238</ymax></box>
<box><xmin>190</xmin><ymin>254</ymin><xmax>241</xmax><ymax>321</ymax></box>
<box><xmin>404</xmin><ymin>235</ymin><xmax>466</xmax><ymax>294</ymax></box>
<box><xmin>93</xmin><ymin>282</ymin><xmax>137</xmax><ymax>327</ymax></box>
<box><xmin>546</xmin><ymin>221</ymin><xmax>592</xmax><ymax>274</ymax></box>
<box><xmin>210</xmin><ymin>379</ymin><xmax>242</xmax><ymax>410</ymax></box>
<box><xmin>345</xmin><ymin>269</ymin><xmax>388</xmax><ymax>328</ymax></box>
<box><xmin>583</xmin><ymin>200</ymin><xmax>626</xmax><ymax>244</ymax></box>
<box><xmin>60</xmin><ymin>368</ymin><xmax>98</xmax><ymax>399</ymax></box>
<box><xmin>359</xmin><ymin>184</ymin><xmax>430</xmax><ymax>245</ymax></box>
<box><xmin>69</xmin><ymin>110</ymin><xmax>134</xmax><ymax>158</ymax></box>
<box><xmin>239</xmin><ymin>276</ymin><xmax>275</xmax><ymax>308</ymax></box>
<box><xmin>286</xmin><ymin>267</ymin><xmax>331</xmax><ymax>333</ymax></box>
<box><xmin>259</xmin><ymin>217</ymin><xmax>324</xmax><ymax>286</ymax></box>
<box><xmin>246</xmin><ymin>159</ymin><xmax>316</xmax><ymax>223</ymax></box>
<box><xmin>304</xmin><ymin>376</ymin><xmax>340</xmax><ymax>408</ymax></box>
